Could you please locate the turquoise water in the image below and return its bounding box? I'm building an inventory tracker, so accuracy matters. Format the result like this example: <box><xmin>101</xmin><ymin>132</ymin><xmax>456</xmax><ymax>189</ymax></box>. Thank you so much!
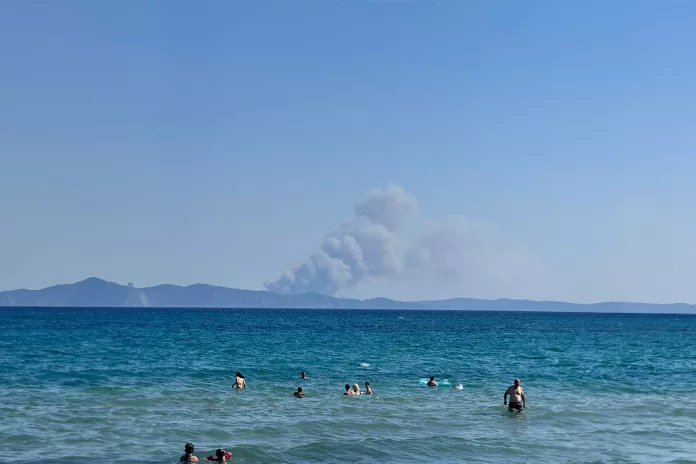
<box><xmin>2</xmin><ymin>308</ymin><xmax>696</xmax><ymax>463</ymax></box>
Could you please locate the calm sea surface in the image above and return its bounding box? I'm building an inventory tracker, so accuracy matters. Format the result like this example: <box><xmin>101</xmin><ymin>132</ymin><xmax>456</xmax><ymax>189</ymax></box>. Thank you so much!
<box><xmin>1</xmin><ymin>308</ymin><xmax>696</xmax><ymax>463</ymax></box>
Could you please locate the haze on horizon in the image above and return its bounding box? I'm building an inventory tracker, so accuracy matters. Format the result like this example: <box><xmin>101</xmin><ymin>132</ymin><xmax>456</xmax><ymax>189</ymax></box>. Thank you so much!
<box><xmin>1</xmin><ymin>2</ymin><xmax>695</xmax><ymax>304</ymax></box>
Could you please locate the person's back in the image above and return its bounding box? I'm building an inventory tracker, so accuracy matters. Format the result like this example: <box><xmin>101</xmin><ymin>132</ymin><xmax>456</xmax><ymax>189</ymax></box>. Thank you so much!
<box><xmin>427</xmin><ymin>376</ymin><xmax>438</xmax><ymax>387</ymax></box>
<box><xmin>235</xmin><ymin>372</ymin><xmax>246</xmax><ymax>389</ymax></box>
<box><xmin>293</xmin><ymin>387</ymin><xmax>305</xmax><ymax>397</ymax></box>
<box><xmin>344</xmin><ymin>384</ymin><xmax>353</xmax><ymax>395</ymax></box>
<box><xmin>180</xmin><ymin>443</ymin><xmax>199</xmax><ymax>462</ymax></box>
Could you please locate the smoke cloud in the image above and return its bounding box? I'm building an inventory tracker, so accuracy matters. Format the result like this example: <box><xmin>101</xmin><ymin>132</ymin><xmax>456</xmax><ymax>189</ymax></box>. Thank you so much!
<box><xmin>265</xmin><ymin>184</ymin><xmax>541</xmax><ymax>299</ymax></box>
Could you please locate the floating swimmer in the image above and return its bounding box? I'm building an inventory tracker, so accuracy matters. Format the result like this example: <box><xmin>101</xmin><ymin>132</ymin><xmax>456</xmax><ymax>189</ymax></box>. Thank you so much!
<box><xmin>293</xmin><ymin>386</ymin><xmax>306</xmax><ymax>398</ymax></box>
<box><xmin>301</xmin><ymin>371</ymin><xmax>309</xmax><ymax>379</ymax></box>
<box><xmin>180</xmin><ymin>443</ymin><xmax>199</xmax><ymax>462</ymax></box>
<box><xmin>205</xmin><ymin>449</ymin><xmax>232</xmax><ymax>462</ymax></box>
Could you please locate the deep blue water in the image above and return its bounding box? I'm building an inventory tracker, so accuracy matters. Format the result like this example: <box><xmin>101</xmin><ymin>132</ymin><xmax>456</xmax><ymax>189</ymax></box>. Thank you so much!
<box><xmin>2</xmin><ymin>308</ymin><xmax>696</xmax><ymax>463</ymax></box>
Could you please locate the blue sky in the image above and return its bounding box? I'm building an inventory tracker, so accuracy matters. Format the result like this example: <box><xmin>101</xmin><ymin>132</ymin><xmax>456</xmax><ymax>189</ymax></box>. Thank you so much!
<box><xmin>1</xmin><ymin>1</ymin><xmax>695</xmax><ymax>303</ymax></box>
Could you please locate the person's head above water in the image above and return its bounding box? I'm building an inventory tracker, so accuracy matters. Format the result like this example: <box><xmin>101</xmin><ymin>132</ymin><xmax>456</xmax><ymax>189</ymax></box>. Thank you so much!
<box><xmin>297</xmin><ymin>387</ymin><xmax>303</xmax><ymax>393</ymax></box>
<box><xmin>430</xmin><ymin>376</ymin><xmax>435</xmax><ymax>381</ymax></box>
<box><xmin>184</xmin><ymin>443</ymin><xmax>195</xmax><ymax>454</ymax></box>
<box><xmin>215</xmin><ymin>449</ymin><xmax>225</xmax><ymax>459</ymax></box>
<box><xmin>301</xmin><ymin>371</ymin><xmax>307</xmax><ymax>378</ymax></box>
<box><xmin>365</xmin><ymin>381</ymin><xmax>370</xmax><ymax>387</ymax></box>
<box><xmin>345</xmin><ymin>384</ymin><xmax>350</xmax><ymax>391</ymax></box>
<box><xmin>236</xmin><ymin>372</ymin><xmax>243</xmax><ymax>378</ymax></box>
<box><xmin>514</xmin><ymin>378</ymin><xmax>520</xmax><ymax>386</ymax></box>
<box><xmin>352</xmin><ymin>383</ymin><xmax>360</xmax><ymax>391</ymax></box>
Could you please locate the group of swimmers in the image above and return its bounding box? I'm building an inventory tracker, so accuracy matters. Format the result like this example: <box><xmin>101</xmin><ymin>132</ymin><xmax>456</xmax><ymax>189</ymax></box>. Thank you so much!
<box><xmin>182</xmin><ymin>373</ymin><xmax>526</xmax><ymax>461</ymax></box>
<box><xmin>234</xmin><ymin>371</ymin><xmax>526</xmax><ymax>412</ymax></box>
<box><xmin>180</xmin><ymin>443</ymin><xmax>230</xmax><ymax>462</ymax></box>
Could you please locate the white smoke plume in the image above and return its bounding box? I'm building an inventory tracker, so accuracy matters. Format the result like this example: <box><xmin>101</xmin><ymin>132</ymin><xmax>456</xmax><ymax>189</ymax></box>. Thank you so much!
<box><xmin>265</xmin><ymin>184</ymin><xmax>541</xmax><ymax>299</ymax></box>
<box><xmin>264</xmin><ymin>185</ymin><xmax>416</xmax><ymax>295</ymax></box>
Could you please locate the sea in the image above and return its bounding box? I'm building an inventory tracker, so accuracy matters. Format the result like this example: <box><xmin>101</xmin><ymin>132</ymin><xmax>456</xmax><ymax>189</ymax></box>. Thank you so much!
<box><xmin>1</xmin><ymin>308</ymin><xmax>696</xmax><ymax>463</ymax></box>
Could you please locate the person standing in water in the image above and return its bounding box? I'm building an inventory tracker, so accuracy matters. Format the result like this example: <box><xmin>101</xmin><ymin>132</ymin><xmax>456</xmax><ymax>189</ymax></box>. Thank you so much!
<box><xmin>352</xmin><ymin>383</ymin><xmax>361</xmax><ymax>395</ymax></box>
<box><xmin>427</xmin><ymin>376</ymin><xmax>438</xmax><ymax>387</ymax></box>
<box><xmin>293</xmin><ymin>386</ymin><xmax>306</xmax><ymax>398</ymax></box>
<box><xmin>343</xmin><ymin>384</ymin><xmax>353</xmax><ymax>395</ymax></box>
<box><xmin>179</xmin><ymin>443</ymin><xmax>198</xmax><ymax>462</ymax></box>
<box><xmin>234</xmin><ymin>372</ymin><xmax>246</xmax><ymax>389</ymax></box>
<box><xmin>364</xmin><ymin>382</ymin><xmax>372</xmax><ymax>394</ymax></box>
<box><xmin>301</xmin><ymin>371</ymin><xmax>309</xmax><ymax>379</ymax></box>
<box><xmin>504</xmin><ymin>378</ymin><xmax>526</xmax><ymax>411</ymax></box>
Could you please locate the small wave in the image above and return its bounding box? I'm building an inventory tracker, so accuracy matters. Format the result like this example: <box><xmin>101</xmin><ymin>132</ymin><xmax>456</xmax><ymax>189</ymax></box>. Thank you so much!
<box><xmin>360</xmin><ymin>362</ymin><xmax>370</xmax><ymax>367</ymax></box>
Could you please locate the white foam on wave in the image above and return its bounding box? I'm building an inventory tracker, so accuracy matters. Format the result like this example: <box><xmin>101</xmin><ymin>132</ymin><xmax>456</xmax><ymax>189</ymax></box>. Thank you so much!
<box><xmin>360</xmin><ymin>362</ymin><xmax>370</xmax><ymax>367</ymax></box>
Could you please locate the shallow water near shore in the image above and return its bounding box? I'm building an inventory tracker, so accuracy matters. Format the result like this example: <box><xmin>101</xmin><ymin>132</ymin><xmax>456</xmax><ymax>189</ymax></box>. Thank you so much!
<box><xmin>2</xmin><ymin>308</ymin><xmax>696</xmax><ymax>463</ymax></box>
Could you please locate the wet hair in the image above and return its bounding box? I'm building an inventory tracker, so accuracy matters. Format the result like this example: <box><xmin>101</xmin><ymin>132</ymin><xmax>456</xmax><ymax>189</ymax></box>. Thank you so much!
<box><xmin>184</xmin><ymin>443</ymin><xmax>195</xmax><ymax>454</ymax></box>
<box><xmin>236</xmin><ymin>372</ymin><xmax>244</xmax><ymax>378</ymax></box>
<box><xmin>430</xmin><ymin>376</ymin><xmax>435</xmax><ymax>381</ymax></box>
<box><xmin>345</xmin><ymin>384</ymin><xmax>350</xmax><ymax>390</ymax></box>
<box><xmin>215</xmin><ymin>449</ymin><xmax>225</xmax><ymax>458</ymax></box>
<box><xmin>353</xmin><ymin>383</ymin><xmax>360</xmax><ymax>391</ymax></box>
<box><xmin>301</xmin><ymin>371</ymin><xmax>306</xmax><ymax>377</ymax></box>
<box><xmin>297</xmin><ymin>387</ymin><xmax>303</xmax><ymax>393</ymax></box>
<box><xmin>365</xmin><ymin>381</ymin><xmax>370</xmax><ymax>386</ymax></box>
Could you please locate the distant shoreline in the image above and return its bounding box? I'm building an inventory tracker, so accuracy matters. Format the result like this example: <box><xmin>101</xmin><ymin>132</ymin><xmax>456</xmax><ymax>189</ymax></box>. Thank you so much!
<box><xmin>1</xmin><ymin>277</ymin><xmax>694</xmax><ymax>314</ymax></box>
<box><xmin>2</xmin><ymin>306</ymin><xmax>696</xmax><ymax>316</ymax></box>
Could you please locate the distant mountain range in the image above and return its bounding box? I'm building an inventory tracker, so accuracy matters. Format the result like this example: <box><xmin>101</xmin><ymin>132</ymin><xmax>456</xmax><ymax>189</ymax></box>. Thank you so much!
<box><xmin>0</xmin><ymin>277</ymin><xmax>694</xmax><ymax>313</ymax></box>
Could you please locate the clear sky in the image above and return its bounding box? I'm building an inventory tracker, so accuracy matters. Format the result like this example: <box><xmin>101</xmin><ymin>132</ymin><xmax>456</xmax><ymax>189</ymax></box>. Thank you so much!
<box><xmin>1</xmin><ymin>1</ymin><xmax>695</xmax><ymax>303</ymax></box>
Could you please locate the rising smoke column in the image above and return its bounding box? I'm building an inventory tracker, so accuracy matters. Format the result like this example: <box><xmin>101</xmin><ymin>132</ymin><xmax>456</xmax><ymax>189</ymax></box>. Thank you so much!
<box><xmin>264</xmin><ymin>184</ymin><xmax>417</xmax><ymax>295</ymax></box>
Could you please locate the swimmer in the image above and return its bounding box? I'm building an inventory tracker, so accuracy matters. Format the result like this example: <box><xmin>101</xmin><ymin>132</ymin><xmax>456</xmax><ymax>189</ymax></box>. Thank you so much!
<box><xmin>427</xmin><ymin>376</ymin><xmax>438</xmax><ymax>387</ymax></box>
<box><xmin>234</xmin><ymin>372</ymin><xmax>246</xmax><ymax>389</ymax></box>
<box><xmin>293</xmin><ymin>386</ymin><xmax>306</xmax><ymax>398</ymax></box>
<box><xmin>352</xmin><ymin>383</ymin><xmax>361</xmax><ymax>395</ymax></box>
<box><xmin>180</xmin><ymin>443</ymin><xmax>198</xmax><ymax>462</ymax></box>
<box><xmin>504</xmin><ymin>378</ymin><xmax>526</xmax><ymax>412</ymax></box>
<box><xmin>365</xmin><ymin>381</ymin><xmax>372</xmax><ymax>395</ymax></box>
<box><xmin>208</xmin><ymin>449</ymin><xmax>231</xmax><ymax>462</ymax></box>
<box><xmin>301</xmin><ymin>371</ymin><xmax>309</xmax><ymax>379</ymax></box>
<box><xmin>344</xmin><ymin>384</ymin><xmax>353</xmax><ymax>395</ymax></box>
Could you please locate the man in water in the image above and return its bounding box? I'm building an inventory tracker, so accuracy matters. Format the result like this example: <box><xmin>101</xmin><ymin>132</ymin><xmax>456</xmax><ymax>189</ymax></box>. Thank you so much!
<box><xmin>364</xmin><ymin>381</ymin><xmax>372</xmax><ymax>394</ymax></box>
<box><xmin>427</xmin><ymin>376</ymin><xmax>438</xmax><ymax>387</ymax></box>
<box><xmin>179</xmin><ymin>443</ymin><xmax>198</xmax><ymax>462</ymax></box>
<box><xmin>344</xmin><ymin>384</ymin><xmax>353</xmax><ymax>395</ymax></box>
<box><xmin>293</xmin><ymin>386</ymin><xmax>306</xmax><ymax>398</ymax></box>
<box><xmin>504</xmin><ymin>378</ymin><xmax>526</xmax><ymax>411</ymax></box>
